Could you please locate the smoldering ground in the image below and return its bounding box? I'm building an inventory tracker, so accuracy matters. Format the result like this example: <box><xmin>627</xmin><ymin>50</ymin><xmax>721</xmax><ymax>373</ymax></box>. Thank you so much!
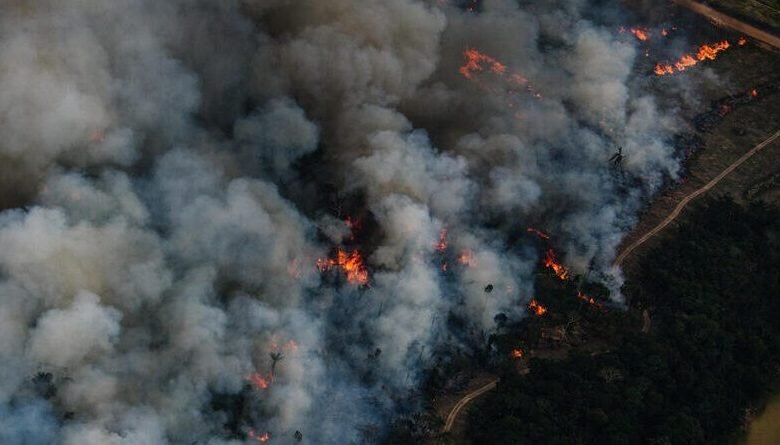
<box><xmin>0</xmin><ymin>0</ymin><xmax>689</xmax><ymax>443</ymax></box>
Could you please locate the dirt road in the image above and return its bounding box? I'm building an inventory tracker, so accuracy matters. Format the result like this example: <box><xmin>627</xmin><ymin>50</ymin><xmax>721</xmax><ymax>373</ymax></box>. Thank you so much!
<box><xmin>442</xmin><ymin>379</ymin><xmax>499</xmax><ymax>433</ymax></box>
<box><xmin>616</xmin><ymin>129</ymin><xmax>780</xmax><ymax>266</ymax></box>
<box><xmin>671</xmin><ymin>0</ymin><xmax>780</xmax><ymax>50</ymax></box>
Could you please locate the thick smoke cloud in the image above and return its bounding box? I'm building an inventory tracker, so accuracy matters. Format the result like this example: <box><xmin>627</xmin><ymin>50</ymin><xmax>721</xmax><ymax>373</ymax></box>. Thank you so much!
<box><xmin>0</xmin><ymin>0</ymin><xmax>683</xmax><ymax>443</ymax></box>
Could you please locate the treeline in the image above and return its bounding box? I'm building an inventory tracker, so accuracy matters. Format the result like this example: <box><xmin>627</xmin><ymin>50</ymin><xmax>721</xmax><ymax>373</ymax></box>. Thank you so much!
<box><xmin>466</xmin><ymin>197</ymin><xmax>780</xmax><ymax>445</ymax></box>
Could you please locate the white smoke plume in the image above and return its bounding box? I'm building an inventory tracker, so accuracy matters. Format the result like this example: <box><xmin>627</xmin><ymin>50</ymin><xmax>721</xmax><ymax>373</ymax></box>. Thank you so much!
<box><xmin>0</xmin><ymin>0</ymin><xmax>685</xmax><ymax>443</ymax></box>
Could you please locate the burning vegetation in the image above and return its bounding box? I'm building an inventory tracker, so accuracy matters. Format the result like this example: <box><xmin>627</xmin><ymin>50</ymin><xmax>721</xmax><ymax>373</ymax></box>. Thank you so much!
<box><xmin>576</xmin><ymin>291</ymin><xmax>603</xmax><ymax>308</ymax></box>
<box><xmin>316</xmin><ymin>248</ymin><xmax>370</xmax><ymax>286</ymax></box>
<box><xmin>459</xmin><ymin>48</ymin><xmax>542</xmax><ymax>99</ymax></box>
<box><xmin>435</xmin><ymin>228</ymin><xmax>448</xmax><ymax>252</ymax></box>
<box><xmin>247</xmin><ymin>373</ymin><xmax>271</xmax><ymax>390</ymax></box>
<box><xmin>543</xmin><ymin>249</ymin><xmax>570</xmax><ymax>281</ymax></box>
<box><xmin>629</xmin><ymin>27</ymin><xmax>649</xmax><ymax>41</ymax></box>
<box><xmin>248</xmin><ymin>430</ymin><xmax>271</xmax><ymax>443</ymax></box>
<box><xmin>528</xmin><ymin>298</ymin><xmax>548</xmax><ymax>316</ymax></box>
<box><xmin>654</xmin><ymin>40</ymin><xmax>735</xmax><ymax>76</ymax></box>
<box><xmin>527</xmin><ymin>227</ymin><xmax>551</xmax><ymax>240</ymax></box>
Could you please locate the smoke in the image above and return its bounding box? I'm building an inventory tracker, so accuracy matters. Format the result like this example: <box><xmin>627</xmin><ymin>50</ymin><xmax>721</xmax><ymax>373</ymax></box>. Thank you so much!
<box><xmin>0</xmin><ymin>0</ymin><xmax>685</xmax><ymax>443</ymax></box>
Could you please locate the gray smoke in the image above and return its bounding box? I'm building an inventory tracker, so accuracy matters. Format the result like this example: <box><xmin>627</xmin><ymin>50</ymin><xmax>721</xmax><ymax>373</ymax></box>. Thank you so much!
<box><xmin>0</xmin><ymin>0</ymin><xmax>684</xmax><ymax>443</ymax></box>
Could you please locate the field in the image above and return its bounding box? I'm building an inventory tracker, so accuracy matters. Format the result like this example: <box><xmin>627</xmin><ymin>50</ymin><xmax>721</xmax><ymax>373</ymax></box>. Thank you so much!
<box><xmin>704</xmin><ymin>0</ymin><xmax>780</xmax><ymax>32</ymax></box>
<box><xmin>619</xmin><ymin>36</ymin><xmax>780</xmax><ymax>273</ymax></box>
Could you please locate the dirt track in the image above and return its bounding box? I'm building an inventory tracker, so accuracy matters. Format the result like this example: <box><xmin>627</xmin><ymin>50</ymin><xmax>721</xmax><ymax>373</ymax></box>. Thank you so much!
<box><xmin>442</xmin><ymin>379</ymin><xmax>499</xmax><ymax>433</ymax></box>
<box><xmin>616</xmin><ymin>129</ymin><xmax>780</xmax><ymax>265</ymax></box>
<box><xmin>671</xmin><ymin>0</ymin><xmax>780</xmax><ymax>50</ymax></box>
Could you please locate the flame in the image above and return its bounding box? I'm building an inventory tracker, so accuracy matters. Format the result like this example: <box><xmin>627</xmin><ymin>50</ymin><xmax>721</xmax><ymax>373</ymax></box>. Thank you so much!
<box><xmin>510</xmin><ymin>348</ymin><xmax>524</xmax><ymax>359</ymax></box>
<box><xmin>528</xmin><ymin>298</ymin><xmax>547</xmax><ymax>316</ymax></box>
<box><xmin>543</xmin><ymin>249</ymin><xmax>569</xmax><ymax>280</ymax></box>
<box><xmin>459</xmin><ymin>48</ymin><xmax>541</xmax><ymax>99</ymax></box>
<box><xmin>738</xmin><ymin>36</ymin><xmax>747</xmax><ymax>46</ymax></box>
<box><xmin>457</xmin><ymin>249</ymin><xmax>474</xmax><ymax>266</ymax></box>
<box><xmin>459</xmin><ymin>48</ymin><xmax>507</xmax><ymax>80</ymax></box>
<box><xmin>661</xmin><ymin>28</ymin><xmax>669</xmax><ymax>37</ymax></box>
<box><xmin>630</xmin><ymin>27</ymin><xmax>649</xmax><ymax>41</ymax></box>
<box><xmin>751</xmin><ymin>88</ymin><xmax>758</xmax><ymax>97</ymax></box>
<box><xmin>249</xmin><ymin>430</ymin><xmax>271</xmax><ymax>443</ymax></box>
<box><xmin>576</xmin><ymin>291</ymin><xmax>602</xmax><ymax>307</ymax></box>
<box><xmin>435</xmin><ymin>228</ymin><xmax>448</xmax><ymax>252</ymax></box>
<box><xmin>654</xmin><ymin>40</ymin><xmax>732</xmax><ymax>76</ymax></box>
<box><xmin>317</xmin><ymin>248</ymin><xmax>369</xmax><ymax>286</ymax></box>
<box><xmin>526</xmin><ymin>227</ymin><xmax>550</xmax><ymax>240</ymax></box>
<box><xmin>247</xmin><ymin>372</ymin><xmax>271</xmax><ymax>390</ymax></box>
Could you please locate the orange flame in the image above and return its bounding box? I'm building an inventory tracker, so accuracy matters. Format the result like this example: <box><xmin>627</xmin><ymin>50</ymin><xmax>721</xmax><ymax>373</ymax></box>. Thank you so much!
<box><xmin>528</xmin><ymin>298</ymin><xmax>547</xmax><ymax>316</ymax></box>
<box><xmin>457</xmin><ymin>249</ymin><xmax>474</xmax><ymax>266</ymax></box>
<box><xmin>459</xmin><ymin>48</ymin><xmax>506</xmax><ymax>80</ymax></box>
<box><xmin>543</xmin><ymin>249</ymin><xmax>569</xmax><ymax>280</ymax></box>
<box><xmin>317</xmin><ymin>248</ymin><xmax>369</xmax><ymax>286</ymax></box>
<box><xmin>630</xmin><ymin>27</ymin><xmax>649</xmax><ymax>41</ymax></box>
<box><xmin>459</xmin><ymin>48</ymin><xmax>542</xmax><ymax>99</ymax></box>
<box><xmin>435</xmin><ymin>228</ymin><xmax>448</xmax><ymax>252</ymax></box>
<box><xmin>526</xmin><ymin>227</ymin><xmax>550</xmax><ymax>240</ymax></box>
<box><xmin>247</xmin><ymin>373</ymin><xmax>271</xmax><ymax>390</ymax></box>
<box><xmin>654</xmin><ymin>40</ymin><xmax>732</xmax><ymax>76</ymax></box>
<box><xmin>249</xmin><ymin>430</ymin><xmax>271</xmax><ymax>443</ymax></box>
<box><xmin>738</xmin><ymin>36</ymin><xmax>747</xmax><ymax>46</ymax></box>
<box><xmin>510</xmin><ymin>348</ymin><xmax>524</xmax><ymax>359</ymax></box>
<box><xmin>576</xmin><ymin>291</ymin><xmax>602</xmax><ymax>307</ymax></box>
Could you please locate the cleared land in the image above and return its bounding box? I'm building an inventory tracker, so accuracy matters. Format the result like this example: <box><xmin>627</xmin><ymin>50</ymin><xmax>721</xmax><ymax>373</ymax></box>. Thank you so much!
<box><xmin>672</xmin><ymin>0</ymin><xmax>780</xmax><ymax>49</ymax></box>
<box><xmin>617</xmin><ymin>129</ymin><xmax>780</xmax><ymax>265</ymax></box>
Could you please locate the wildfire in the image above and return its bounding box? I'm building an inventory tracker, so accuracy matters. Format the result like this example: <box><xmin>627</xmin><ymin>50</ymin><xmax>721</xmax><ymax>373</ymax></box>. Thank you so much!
<box><xmin>247</xmin><ymin>372</ymin><xmax>271</xmax><ymax>390</ymax></box>
<box><xmin>528</xmin><ymin>298</ymin><xmax>547</xmax><ymax>316</ymax></box>
<box><xmin>435</xmin><ymin>228</ymin><xmax>448</xmax><ymax>252</ymax></box>
<box><xmin>751</xmin><ymin>88</ymin><xmax>758</xmax><ymax>97</ymax></box>
<box><xmin>249</xmin><ymin>430</ymin><xmax>271</xmax><ymax>443</ymax></box>
<box><xmin>510</xmin><ymin>348</ymin><xmax>524</xmax><ymax>359</ymax></box>
<box><xmin>543</xmin><ymin>249</ymin><xmax>569</xmax><ymax>280</ymax></box>
<box><xmin>459</xmin><ymin>48</ymin><xmax>541</xmax><ymax>99</ymax></box>
<box><xmin>654</xmin><ymin>40</ymin><xmax>732</xmax><ymax>76</ymax></box>
<box><xmin>457</xmin><ymin>249</ymin><xmax>474</xmax><ymax>266</ymax></box>
<box><xmin>316</xmin><ymin>248</ymin><xmax>369</xmax><ymax>286</ymax></box>
<box><xmin>526</xmin><ymin>227</ymin><xmax>550</xmax><ymax>240</ymax></box>
<box><xmin>459</xmin><ymin>48</ymin><xmax>506</xmax><ymax>80</ymax></box>
<box><xmin>738</xmin><ymin>36</ymin><xmax>747</xmax><ymax>46</ymax></box>
<box><xmin>630</xmin><ymin>27</ymin><xmax>649</xmax><ymax>41</ymax></box>
<box><xmin>576</xmin><ymin>291</ymin><xmax>602</xmax><ymax>308</ymax></box>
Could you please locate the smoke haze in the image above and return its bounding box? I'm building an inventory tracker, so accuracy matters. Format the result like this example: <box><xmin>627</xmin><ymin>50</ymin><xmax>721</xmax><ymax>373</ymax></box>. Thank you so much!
<box><xmin>0</xmin><ymin>0</ymin><xmax>685</xmax><ymax>443</ymax></box>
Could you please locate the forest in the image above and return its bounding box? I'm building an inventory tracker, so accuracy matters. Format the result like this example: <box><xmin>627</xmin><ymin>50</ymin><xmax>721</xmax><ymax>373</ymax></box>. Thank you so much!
<box><xmin>464</xmin><ymin>196</ymin><xmax>780</xmax><ymax>445</ymax></box>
